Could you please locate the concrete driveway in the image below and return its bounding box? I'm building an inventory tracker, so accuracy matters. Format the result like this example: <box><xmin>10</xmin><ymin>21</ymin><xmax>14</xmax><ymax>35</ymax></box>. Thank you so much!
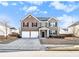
<box><xmin>0</xmin><ymin>38</ymin><xmax>44</xmax><ymax>51</ymax></box>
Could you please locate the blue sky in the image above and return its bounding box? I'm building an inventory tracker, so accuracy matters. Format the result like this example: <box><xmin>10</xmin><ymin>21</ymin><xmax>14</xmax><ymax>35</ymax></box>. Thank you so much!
<box><xmin>0</xmin><ymin>1</ymin><xmax>79</xmax><ymax>28</ymax></box>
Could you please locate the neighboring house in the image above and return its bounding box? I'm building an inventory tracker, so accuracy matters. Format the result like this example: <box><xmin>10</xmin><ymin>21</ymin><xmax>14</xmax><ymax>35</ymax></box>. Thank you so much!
<box><xmin>21</xmin><ymin>14</ymin><xmax>59</xmax><ymax>38</ymax></box>
<box><xmin>68</xmin><ymin>21</ymin><xmax>79</xmax><ymax>37</ymax></box>
<box><xmin>59</xmin><ymin>28</ymin><xmax>69</xmax><ymax>34</ymax></box>
<box><xmin>10</xmin><ymin>27</ymin><xmax>19</xmax><ymax>34</ymax></box>
<box><xmin>0</xmin><ymin>21</ymin><xmax>19</xmax><ymax>36</ymax></box>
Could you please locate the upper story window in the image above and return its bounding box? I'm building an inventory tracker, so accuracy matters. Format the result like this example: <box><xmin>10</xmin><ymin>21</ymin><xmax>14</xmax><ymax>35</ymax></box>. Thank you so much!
<box><xmin>49</xmin><ymin>22</ymin><xmax>56</xmax><ymax>27</ymax></box>
<box><xmin>23</xmin><ymin>22</ymin><xmax>29</xmax><ymax>27</ymax></box>
<box><xmin>32</xmin><ymin>23</ymin><xmax>37</xmax><ymax>27</ymax></box>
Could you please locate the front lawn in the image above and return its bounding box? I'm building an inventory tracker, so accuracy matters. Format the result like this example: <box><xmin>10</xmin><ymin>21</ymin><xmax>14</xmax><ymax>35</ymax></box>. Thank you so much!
<box><xmin>40</xmin><ymin>38</ymin><xmax>79</xmax><ymax>45</ymax></box>
<box><xmin>0</xmin><ymin>36</ymin><xmax>17</xmax><ymax>43</ymax></box>
<box><xmin>47</xmin><ymin>47</ymin><xmax>79</xmax><ymax>51</ymax></box>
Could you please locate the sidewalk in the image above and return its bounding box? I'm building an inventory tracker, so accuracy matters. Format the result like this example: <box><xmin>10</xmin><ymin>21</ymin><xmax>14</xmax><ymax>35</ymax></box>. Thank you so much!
<box><xmin>0</xmin><ymin>51</ymin><xmax>79</xmax><ymax>57</ymax></box>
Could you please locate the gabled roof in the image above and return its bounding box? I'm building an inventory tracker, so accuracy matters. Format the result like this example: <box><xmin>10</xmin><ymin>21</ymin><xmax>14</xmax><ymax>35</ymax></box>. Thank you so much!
<box><xmin>21</xmin><ymin>14</ymin><xmax>59</xmax><ymax>22</ymax></box>
<box><xmin>22</xmin><ymin>14</ymin><xmax>40</xmax><ymax>22</ymax></box>
<box><xmin>48</xmin><ymin>17</ymin><xmax>58</xmax><ymax>22</ymax></box>
<box><xmin>36</xmin><ymin>17</ymin><xmax>50</xmax><ymax>21</ymax></box>
<box><xmin>68</xmin><ymin>21</ymin><xmax>79</xmax><ymax>27</ymax></box>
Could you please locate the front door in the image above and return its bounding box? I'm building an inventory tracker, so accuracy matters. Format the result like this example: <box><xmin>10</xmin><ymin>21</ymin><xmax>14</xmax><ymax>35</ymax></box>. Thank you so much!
<box><xmin>42</xmin><ymin>32</ymin><xmax>45</xmax><ymax>37</ymax></box>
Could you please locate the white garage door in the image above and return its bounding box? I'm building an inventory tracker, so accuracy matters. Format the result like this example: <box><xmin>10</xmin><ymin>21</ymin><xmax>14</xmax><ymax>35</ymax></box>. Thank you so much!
<box><xmin>22</xmin><ymin>31</ymin><xmax>38</xmax><ymax>38</ymax></box>
<box><xmin>31</xmin><ymin>31</ymin><xmax>38</xmax><ymax>38</ymax></box>
<box><xmin>22</xmin><ymin>31</ymin><xmax>30</xmax><ymax>38</ymax></box>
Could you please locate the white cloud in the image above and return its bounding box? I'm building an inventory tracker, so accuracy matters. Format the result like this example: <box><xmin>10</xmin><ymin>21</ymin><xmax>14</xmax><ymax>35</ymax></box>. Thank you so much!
<box><xmin>0</xmin><ymin>1</ymin><xmax>8</xmax><ymax>6</ymax></box>
<box><xmin>27</xmin><ymin>6</ymin><xmax>38</xmax><ymax>12</ymax></box>
<box><xmin>11</xmin><ymin>3</ymin><xmax>17</xmax><ymax>6</ymax></box>
<box><xmin>50</xmin><ymin>1</ymin><xmax>78</xmax><ymax>13</ymax></box>
<box><xmin>68</xmin><ymin>1</ymin><xmax>76</xmax><ymax>3</ymax></box>
<box><xmin>19</xmin><ymin>1</ymin><xmax>24</xmax><ymax>5</ymax></box>
<box><xmin>43</xmin><ymin>11</ymin><xmax>48</xmax><ymax>14</ymax></box>
<box><xmin>27</xmin><ymin>1</ymin><xmax>44</xmax><ymax>5</ymax></box>
<box><xmin>39</xmin><ymin>11</ymin><xmax>48</xmax><ymax>14</ymax></box>
<box><xmin>22</xmin><ymin>5</ymin><xmax>48</xmax><ymax>15</ymax></box>
<box><xmin>23</xmin><ymin>6</ymin><xmax>28</xmax><ymax>10</ymax></box>
<box><xmin>57</xmin><ymin>14</ymin><xmax>78</xmax><ymax>28</ymax></box>
<box><xmin>23</xmin><ymin>6</ymin><xmax>39</xmax><ymax>14</ymax></box>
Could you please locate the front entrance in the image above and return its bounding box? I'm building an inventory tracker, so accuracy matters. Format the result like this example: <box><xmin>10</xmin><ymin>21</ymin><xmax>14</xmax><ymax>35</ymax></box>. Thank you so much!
<box><xmin>42</xmin><ymin>32</ymin><xmax>45</xmax><ymax>37</ymax></box>
<box><xmin>40</xmin><ymin>30</ymin><xmax>47</xmax><ymax>38</ymax></box>
<box><xmin>39</xmin><ymin>27</ymin><xmax>49</xmax><ymax>38</ymax></box>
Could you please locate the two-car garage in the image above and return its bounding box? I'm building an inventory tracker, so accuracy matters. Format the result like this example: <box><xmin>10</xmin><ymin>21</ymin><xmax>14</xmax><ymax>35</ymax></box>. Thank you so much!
<box><xmin>22</xmin><ymin>31</ymin><xmax>39</xmax><ymax>38</ymax></box>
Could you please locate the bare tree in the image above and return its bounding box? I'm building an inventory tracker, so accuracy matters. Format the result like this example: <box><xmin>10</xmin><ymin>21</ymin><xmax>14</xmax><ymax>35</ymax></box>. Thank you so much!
<box><xmin>4</xmin><ymin>21</ymin><xmax>8</xmax><ymax>39</ymax></box>
<box><xmin>72</xmin><ymin>18</ymin><xmax>75</xmax><ymax>37</ymax></box>
<box><xmin>0</xmin><ymin>20</ymin><xmax>9</xmax><ymax>39</ymax></box>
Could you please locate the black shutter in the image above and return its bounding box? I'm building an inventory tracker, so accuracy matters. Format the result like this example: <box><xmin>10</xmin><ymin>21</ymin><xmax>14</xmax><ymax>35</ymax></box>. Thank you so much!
<box><xmin>55</xmin><ymin>22</ymin><xmax>57</xmax><ymax>26</ymax></box>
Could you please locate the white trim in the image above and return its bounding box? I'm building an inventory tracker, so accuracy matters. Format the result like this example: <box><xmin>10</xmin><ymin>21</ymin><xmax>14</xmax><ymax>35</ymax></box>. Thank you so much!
<box><xmin>39</xmin><ymin>28</ymin><xmax>49</xmax><ymax>38</ymax></box>
<box><xmin>22</xmin><ymin>31</ymin><xmax>39</xmax><ymax>38</ymax></box>
<box><xmin>21</xmin><ymin>14</ymin><xmax>59</xmax><ymax>23</ymax></box>
<box><xmin>47</xmin><ymin>17</ymin><xmax>58</xmax><ymax>22</ymax></box>
<box><xmin>39</xmin><ymin>27</ymin><xmax>49</xmax><ymax>30</ymax></box>
<box><xmin>31</xmin><ymin>15</ymin><xmax>40</xmax><ymax>22</ymax></box>
<box><xmin>21</xmin><ymin>14</ymin><xmax>40</xmax><ymax>22</ymax></box>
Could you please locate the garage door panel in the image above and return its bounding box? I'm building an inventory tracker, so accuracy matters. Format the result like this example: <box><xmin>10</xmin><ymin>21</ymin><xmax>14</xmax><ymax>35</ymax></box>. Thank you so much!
<box><xmin>22</xmin><ymin>31</ymin><xmax>30</xmax><ymax>38</ymax></box>
<box><xmin>31</xmin><ymin>31</ymin><xmax>38</xmax><ymax>38</ymax></box>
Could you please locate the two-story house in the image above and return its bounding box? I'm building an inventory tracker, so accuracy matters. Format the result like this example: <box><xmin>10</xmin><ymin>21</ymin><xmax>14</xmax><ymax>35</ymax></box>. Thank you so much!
<box><xmin>20</xmin><ymin>14</ymin><xmax>59</xmax><ymax>38</ymax></box>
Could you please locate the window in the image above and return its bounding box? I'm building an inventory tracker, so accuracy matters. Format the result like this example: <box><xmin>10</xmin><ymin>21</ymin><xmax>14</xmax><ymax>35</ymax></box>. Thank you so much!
<box><xmin>23</xmin><ymin>22</ymin><xmax>29</xmax><ymax>27</ymax></box>
<box><xmin>26</xmin><ymin>22</ymin><xmax>29</xmax><ymax>27</ymax></box>
<box><xmin>32</xmin><ymin>23</ymin><xmax>37</xmax><ymax>27</ymax></box>
<box><xmin>49</xmin><ymin>22</ymin><xmax>56</xmax><ymax>27</ymax></box>
<box><xmin>49</xmin><ymin>30</ymin><xmax>56</xmax><ymax>34</ymax></box>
